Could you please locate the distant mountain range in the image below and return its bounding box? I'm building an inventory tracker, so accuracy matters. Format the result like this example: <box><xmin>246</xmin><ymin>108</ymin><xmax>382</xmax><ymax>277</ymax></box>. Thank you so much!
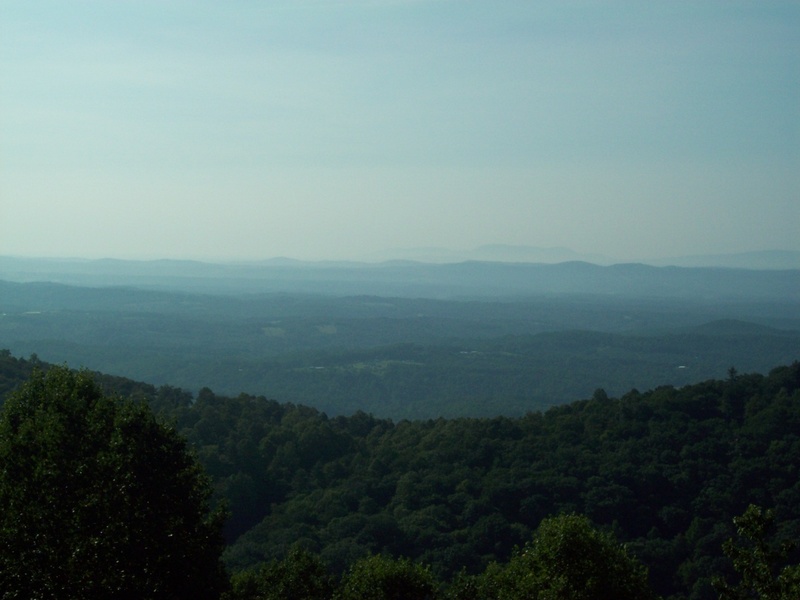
<box><xmin>362</xmin><ymin>246</ymin><xmax>800</xmax><ymax>269</ymax></box>
<box><xmin>1</xmin><ymin>252</ymin><xmax>798</xmax><ymax>300</ymax></box>
<box><xmin>360</xmin><ymin>245</ymin><xmax>602</xmax><ymax>264</ymax></box>
<box><xmin>645</xmin><ymin>250</ymin><xmax>800</xmax><ymax>270</ymax></box>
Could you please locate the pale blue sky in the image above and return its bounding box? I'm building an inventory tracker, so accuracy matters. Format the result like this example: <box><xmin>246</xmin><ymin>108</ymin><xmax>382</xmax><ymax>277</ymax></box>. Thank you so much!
<box><xmin>1</xmin><ymin>1</ymin><xmax>798</xmax><ymax>261</ymax></box>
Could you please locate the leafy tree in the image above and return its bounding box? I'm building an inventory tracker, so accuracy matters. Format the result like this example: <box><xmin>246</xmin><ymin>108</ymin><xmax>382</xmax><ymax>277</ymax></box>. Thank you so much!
<box><xmin>336</xmin><ymin>554</ymin><xmax>439</xmax><ymax>600</ymax></box>
<box><xmin>225</xmin><ymin>545</ymin><xmax>335</xmax><ymax>600</ymax></box>
<box><xmin>0</xmin><ymin>366</ymin><xmax>228</xmax><ymax>599</ymax></box>
<box><xmin>713</xmin><ymin>505</ymin><xmax>800</xmax><ymax>600</ymax></box>
<box><xmin>486</xmin><ymin>513</ymin><xmax>660</xmax><ymax>600</ymax></box>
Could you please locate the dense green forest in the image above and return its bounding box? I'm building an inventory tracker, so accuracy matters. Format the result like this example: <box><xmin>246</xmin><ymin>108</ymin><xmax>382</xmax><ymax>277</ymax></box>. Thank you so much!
<box><xmin>1</xmin><ymin>351</ymin><xmax>799</xmax><ymax>599</ymax></box>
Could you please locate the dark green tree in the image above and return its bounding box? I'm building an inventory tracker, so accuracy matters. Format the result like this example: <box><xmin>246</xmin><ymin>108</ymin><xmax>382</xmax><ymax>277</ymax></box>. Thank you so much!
<box><xmin>335</xmin><ymin>554</ymin><xmax>439</xmax><ymax>600</ymax></box>
<box><xmin>713</xmin><ymin>505</ymin><xmax>800</xmax><ymax>600</ymax></box>
<box><xmin>0</xmin><ymin>366</ymin><xmax>228</xmax><ymax>599</ymax></box>
<box><xmin>225</xmin><ymin>545</ymin><xmax>335</xmax><ymax>600</ymax></box>
<box><xmin>485</xmin><ymin>513</ymin><xmax>660</xmax><ymax>600</ymax></box>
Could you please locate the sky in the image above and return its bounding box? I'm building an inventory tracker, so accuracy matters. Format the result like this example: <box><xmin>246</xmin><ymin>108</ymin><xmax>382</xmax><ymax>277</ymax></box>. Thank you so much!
<box><xmin>1</xmin><ymin>1</ymin><xmax>798</xmax><ymax>262</ymax></box>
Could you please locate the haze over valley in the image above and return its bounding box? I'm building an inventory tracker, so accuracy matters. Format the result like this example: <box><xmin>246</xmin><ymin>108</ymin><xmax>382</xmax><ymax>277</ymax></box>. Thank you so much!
<box><xmin>1</xmin><ymin>2</ymin><xmax>799</xmax><ymax>598</ymax></box>
<box><xmin>1</xmin><ymin>253</ymin><xmax>798</xmax><ymax>418</ymax></box>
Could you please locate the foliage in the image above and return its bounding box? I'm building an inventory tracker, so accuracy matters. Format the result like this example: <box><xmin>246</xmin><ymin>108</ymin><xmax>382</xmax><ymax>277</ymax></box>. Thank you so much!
<box><xmin>225</xmin><ymin>545</ymin><xmax>335</xmax><ymax>600</ymax></box>
<box><xmin>487</xmin><ymin>513</ymin><xmax>660</xmax><ymax>599</ymax></box>
<box><xmin>1</xmin><ymin>352</ymin><xmax>800</xmax><ymax>600</ymax></box>
<box><xmin>336</xmin><ymin>554</ymin><xmax>439</xmax><ymax>600</ymax></box>
<box><xmin>0</xmin><ymin>366</ymin><xmax>228</xmax><ymax>599</ymax></box>
<box><xmin>713</xmin><ymin>505</ymin><xmax>800</xmax><ymax>600</ymax></box>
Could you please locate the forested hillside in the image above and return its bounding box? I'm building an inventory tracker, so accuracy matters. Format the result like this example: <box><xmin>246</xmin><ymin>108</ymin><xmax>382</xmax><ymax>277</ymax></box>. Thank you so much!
<box><xmin>1</xmin><ymin>352</ymin><xmax>799</xmax><ymax>599</ymax></box>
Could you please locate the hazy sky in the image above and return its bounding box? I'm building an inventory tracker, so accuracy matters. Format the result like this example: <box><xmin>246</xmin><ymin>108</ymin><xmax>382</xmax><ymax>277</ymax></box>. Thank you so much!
<box><xmin>1</xmin><ymin>1</ymin><xmax>798</xmax><ymax>262</ymax></box>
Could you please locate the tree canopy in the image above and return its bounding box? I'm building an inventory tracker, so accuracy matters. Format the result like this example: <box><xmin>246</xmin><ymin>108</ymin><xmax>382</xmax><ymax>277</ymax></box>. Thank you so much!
<box><xmin>0</xmin><ymin>366</ymin><xmax>228</xmax><ymax>599</ymax></box>
<box><xmin>336</xmin><ymin>554</ymin><xmax>439</xmax><ymax>600</ymax></box>
<box><xmin>713</xmin><ymin>505</ymin><xmax>800</xmax><ymax>600</ymax></box>
<box><xmin>1</xmin><ymin>353</ymin><xmax>799</xmax><ymax>599</ymax></box>
<box><xmin>492</xmin><ymin>513</ymin><xmax>660</xmax><ymax>600</ymax></box>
